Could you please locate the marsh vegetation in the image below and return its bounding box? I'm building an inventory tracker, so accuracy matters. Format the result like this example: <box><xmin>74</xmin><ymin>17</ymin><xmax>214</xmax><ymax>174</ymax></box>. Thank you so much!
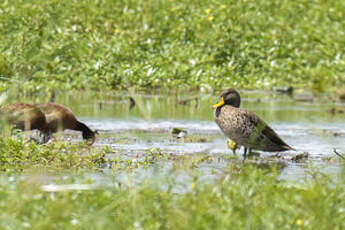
<box><xmin>1</xmin><ymin>0</ymin><xmax>345</xmax><ymax>92</ymax></box>
<box><xmin>1</xmin><ymin>0</ymin><xmax>345</xmax><ymax>229</ymax></box>
<box><xmin>1</xmin><ymin>92</ymin><xmax>345</xmax><ymax>229</ymax></box>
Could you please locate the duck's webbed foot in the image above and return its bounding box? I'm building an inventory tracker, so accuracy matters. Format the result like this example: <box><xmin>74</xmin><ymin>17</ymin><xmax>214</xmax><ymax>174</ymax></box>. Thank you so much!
<box><xmin>227</xmin><ymin>139</ymin><xmax>239</xmax><ymax>155</ymax></box>
<box><xmin>243</xmin><ymin>148</ymin><xmax>260</xmax><ymax>159</ymax></box>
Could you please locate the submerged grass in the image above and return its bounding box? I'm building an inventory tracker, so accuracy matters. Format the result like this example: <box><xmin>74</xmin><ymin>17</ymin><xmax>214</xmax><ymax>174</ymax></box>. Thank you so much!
<box><xmin>0</xmin><ymin>164</ymin><xmax>344</xmax><ymax>229</ymax></box>
<box><xmin>0</xmin><ymin>135</ymin><xmax>102</xmax><ymax>170</ymax></box>
<box><xmin>1</xmin><ymin>0</ymin><xmax>345</xmax><ymax>92</ymax></box>
<box><xmin>0</xmin><ymin>136</ymin><xmax>176</xmax><ymax>172</ymax></box>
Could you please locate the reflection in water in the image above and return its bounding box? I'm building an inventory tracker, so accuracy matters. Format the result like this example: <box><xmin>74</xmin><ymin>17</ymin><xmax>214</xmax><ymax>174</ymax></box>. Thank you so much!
<box><xmin>13</xmin><ymin>91</ymin><xmax>345</xmax><ymax>184</ymax></box>
<box><xmin>54</xmin><ymin>92</ymin><xmax>344</xmax><ymax>155</ymax></box>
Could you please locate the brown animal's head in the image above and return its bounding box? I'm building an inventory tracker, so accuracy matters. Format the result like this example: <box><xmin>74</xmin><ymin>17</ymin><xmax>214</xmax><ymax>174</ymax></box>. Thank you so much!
<box><xmin>76</xmin><ymin>121</ymin><xmax>96</xmax><ymax>145</ymax></box>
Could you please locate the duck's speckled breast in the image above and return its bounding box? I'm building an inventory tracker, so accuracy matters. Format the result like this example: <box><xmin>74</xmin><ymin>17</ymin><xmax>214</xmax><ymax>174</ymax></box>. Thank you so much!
<box><xmin>214</xmin><ymin>105</ymin><xmax>257</xmax><ymax>147</ymax></box>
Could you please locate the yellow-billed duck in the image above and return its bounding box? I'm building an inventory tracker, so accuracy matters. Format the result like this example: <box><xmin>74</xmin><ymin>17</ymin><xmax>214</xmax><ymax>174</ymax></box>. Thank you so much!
<box><xmin>0</xmin><ymin>103</ymin><xmax>51</xmax><ymax>142</ymax></box>
<box><xmin>214</xmin><ymin>89</ymin><xmax>294</xmax><ymax>158</ymax></box>
<box><xmin>36</xmin><ymin>103</ymin><xmax>96</xmax><ymax>145</ymax></box>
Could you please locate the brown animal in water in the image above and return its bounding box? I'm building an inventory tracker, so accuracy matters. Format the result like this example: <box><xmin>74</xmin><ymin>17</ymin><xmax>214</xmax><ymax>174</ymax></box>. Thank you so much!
<box><xmin>0</xmin><ymin>103</ymin><xmax>51</xmax><ymax>142</ymax></box>
<box><xmin>36</xmin><ymin>103</ymin><xmax>96</xmax><ymax>145</ymax></box>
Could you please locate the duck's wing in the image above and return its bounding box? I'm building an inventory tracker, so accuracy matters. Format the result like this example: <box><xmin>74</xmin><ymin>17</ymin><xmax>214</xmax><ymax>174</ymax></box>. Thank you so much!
<box><xmin>245</xmin><ymin>111</ymin><xmax>294</xmax><ymax>151</ymax></box>
<box><xmin>261</xmin><ymin>122</ymin><xmax>294</xmax><ymax>151</ymax></box>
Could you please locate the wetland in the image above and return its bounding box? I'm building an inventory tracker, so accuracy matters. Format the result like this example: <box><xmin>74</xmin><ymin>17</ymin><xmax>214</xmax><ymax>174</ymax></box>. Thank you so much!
<box><xmin>1</xmin><ymin>90</ymin><xmax>345</xmax><ymax>229</ymax></box>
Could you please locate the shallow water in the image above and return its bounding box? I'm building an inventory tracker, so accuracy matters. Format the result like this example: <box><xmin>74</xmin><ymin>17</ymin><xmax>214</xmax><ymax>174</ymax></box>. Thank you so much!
<box><xmin>62</xmin><ymin>91</ymin><xmax>345</xmax><ymax>156</ymax></box>
<box><xmin>6</xmin><ymin>91</ymin><xmax>345</xmax><ymax>188</ymax></box>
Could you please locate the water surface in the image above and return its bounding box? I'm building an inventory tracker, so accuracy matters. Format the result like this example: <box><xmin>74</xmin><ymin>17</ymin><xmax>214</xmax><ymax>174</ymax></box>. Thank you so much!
<box><xmin>6</xmin><ymin>91</ymin><xmax>345</xmax><ymax>188</ymax></box>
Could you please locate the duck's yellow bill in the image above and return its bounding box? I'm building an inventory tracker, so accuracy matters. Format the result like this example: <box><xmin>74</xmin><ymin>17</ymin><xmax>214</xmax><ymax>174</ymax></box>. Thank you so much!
<box><xmin>213</xmin><ymin>97</ymin><xmax>224</xmax><ymax>108</ymax></box>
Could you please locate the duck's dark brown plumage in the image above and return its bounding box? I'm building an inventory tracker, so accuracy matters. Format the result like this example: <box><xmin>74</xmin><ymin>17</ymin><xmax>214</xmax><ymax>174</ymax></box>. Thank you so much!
<box><xmin>36</xmin><ymin>103</ymin><xmax>96</xmax><ymax>145</ymax></box>
<box><xmin>214</xmin><ymin>89</ymin><xmax>294</xmax><ymax>154</ymax></box>
<box><xmin>0</xmin><ymin>103</ymin><xmax>48</xmax><ymax>134</ymax></box>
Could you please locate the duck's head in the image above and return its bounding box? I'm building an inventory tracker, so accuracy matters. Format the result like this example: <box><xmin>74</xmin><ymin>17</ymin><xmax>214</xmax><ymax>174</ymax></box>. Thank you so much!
<box><xmin>213</xmin><ymin>89</ymin><xmax>241</xmax><ymax>108</ymax></box>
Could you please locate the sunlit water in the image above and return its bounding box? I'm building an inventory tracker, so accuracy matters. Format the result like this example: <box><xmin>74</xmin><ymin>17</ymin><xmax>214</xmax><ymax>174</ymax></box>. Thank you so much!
<box><xmin>4</xmin><ymin>91</ymin><xmax>345</xmax><ymax>189</ymax></box>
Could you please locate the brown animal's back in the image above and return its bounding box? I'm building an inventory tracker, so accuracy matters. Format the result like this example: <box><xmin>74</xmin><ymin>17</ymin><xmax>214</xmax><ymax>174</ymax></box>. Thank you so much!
<box><xmin>0</xmin><ymin>103</ymin><xmax>47</xmax><ymax>132</ymax></box>
<box><xmin>36</xmin><ymin>103</ymin><xmax>78</xmax><ymax>132</ymax></box>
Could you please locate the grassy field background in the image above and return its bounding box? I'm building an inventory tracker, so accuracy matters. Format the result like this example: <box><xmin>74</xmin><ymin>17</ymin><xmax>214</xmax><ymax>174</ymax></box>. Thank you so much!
<box><xmin>1</xmin><ymin>0</ymin><xmax>345</xmax><ymax>92</ymax></box>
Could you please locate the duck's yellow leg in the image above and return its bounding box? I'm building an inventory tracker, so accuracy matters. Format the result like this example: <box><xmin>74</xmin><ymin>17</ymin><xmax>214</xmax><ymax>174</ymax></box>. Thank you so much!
<box><xmin>227</xmin><ymin>139</ymin><xmax>239</xmax><ymax>154</ymax></box>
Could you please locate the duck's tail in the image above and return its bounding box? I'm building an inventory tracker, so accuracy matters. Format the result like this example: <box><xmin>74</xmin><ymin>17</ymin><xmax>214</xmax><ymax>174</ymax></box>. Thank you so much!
<box><xmin>282</xmin><ymin>144</ymin><xmax>296</xmax><ymax>151</ymax></box>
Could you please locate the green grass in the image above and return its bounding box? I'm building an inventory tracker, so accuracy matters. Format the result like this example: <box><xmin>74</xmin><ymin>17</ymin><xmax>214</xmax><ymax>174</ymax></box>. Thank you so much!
<box><xmin>0</xmin><ymin>136</ymin><xmax>172</xmax><ymax>172</ymax></box>
<box><xmin>0</xmin><ymin>163</ymin><xmax>344</xmax><ymax>230</ymax></box>
<box><xmin>0</xmin><ymin>137</ymin><xmax>344</xmax><ymax>229</ymax></box>
<box><xmin>1</xmin><ymin>0</ymin><xmax>345</xmax><ymax>93</ymax></box>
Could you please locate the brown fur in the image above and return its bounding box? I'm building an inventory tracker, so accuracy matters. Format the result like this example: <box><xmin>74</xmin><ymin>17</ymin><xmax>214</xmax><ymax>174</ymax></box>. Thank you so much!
<box><xmin>1</xmin><ymin>103</ymin><xmax>48</xmax><ymax>133</ymax></box>
<box><xmin>36</xmin><ymin>103</ymin><xmax>78</xmax><ymax>132</ymax></box>
<box><xmin>36</xmin><ymin>103</ymin><xmax>95</xmax><ymax>144</ymax></box>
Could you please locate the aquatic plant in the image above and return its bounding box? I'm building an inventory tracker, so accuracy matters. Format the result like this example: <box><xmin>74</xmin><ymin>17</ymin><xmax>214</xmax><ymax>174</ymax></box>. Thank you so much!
<box><xmin>1</xmin><ymin>0</ymin><xmax>344</xmax><ymax>93</ymax></box>
<box><xmin>0</xmin><ymin>163</ymin><xmax>344</xmax><ymax>229</ymax></box>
